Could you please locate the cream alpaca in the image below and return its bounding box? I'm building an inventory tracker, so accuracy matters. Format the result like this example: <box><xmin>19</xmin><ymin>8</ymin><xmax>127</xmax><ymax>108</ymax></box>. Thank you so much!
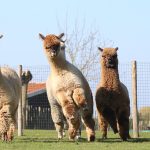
<box><xmin>39</xmin><ymin>33</ymin><xmax>95</xmax><ymax>141</ymax></box>
<box><xmin>0</xmin><ymin>67</ymin><xmax>21</xmax><ymax>141</ymax></box>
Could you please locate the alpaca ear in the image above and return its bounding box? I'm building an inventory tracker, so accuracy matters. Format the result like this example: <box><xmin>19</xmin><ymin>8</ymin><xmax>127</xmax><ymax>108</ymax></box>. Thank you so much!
<box><xmin>98</xmin><ymin>47</ymin><xmax>103</xmax><ymax>52</ymax></box>
<box><xmin>115</xmin><ymin>47</ymin><xmax>118</xmax><ymax>51</ymax></box>
<box><xmin>58</xmin><ymin>33</ymin><xmax>64</xmax><ymax>39</ymax></box>
<box><xmin>26</xmin><ymin>70</ymin><xmax>33</xmax><ymax>81</ymax></box>
<box><xmin>39</xmin><ymin>33</ymin><xmax>45</xmax><ymax>40</ymax></box>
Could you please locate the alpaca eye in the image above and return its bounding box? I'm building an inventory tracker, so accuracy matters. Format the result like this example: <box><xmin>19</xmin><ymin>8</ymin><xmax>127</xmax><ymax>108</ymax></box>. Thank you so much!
<box><xmin>45</xmin><ymin>46</ymin><xmax>50</xmax><ymax>49</ymax></box>
<box><xmin>51</xmin><ymin>45</ymin><xmax>59</xmax><ymax>50</ymax></box>
<box><xmin>102</xmin><ymin>55</ymin><xmax>105</xmax><ymax>58</ymax></box>
<box><xmin>113</xmin><ymin>55</ymin><xmax>117</xmax><ymax>59</ymax></box>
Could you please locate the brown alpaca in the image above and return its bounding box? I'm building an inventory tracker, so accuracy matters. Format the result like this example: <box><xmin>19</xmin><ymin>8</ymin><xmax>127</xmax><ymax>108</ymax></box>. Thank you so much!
<box><xmin>96</xmin><ymin>47</ymin><xmax>130</xmax><ymax>141</ymax></box>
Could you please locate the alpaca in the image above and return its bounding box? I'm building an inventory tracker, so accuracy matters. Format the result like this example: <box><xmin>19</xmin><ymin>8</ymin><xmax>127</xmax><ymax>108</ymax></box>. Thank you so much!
<box><xmin>96</xmin><ymin>47</ymin><xmax>130</xmax><ymax>141</ymax></box>
<box><xmin>39</xmin><ymin>33</ymin><xmax>95</xmax><ymax>141</ymax></box>
<box><xmin>0</xmin><ymin>67</ymin><xmax>21</xmax><ymax>141</ymax></box>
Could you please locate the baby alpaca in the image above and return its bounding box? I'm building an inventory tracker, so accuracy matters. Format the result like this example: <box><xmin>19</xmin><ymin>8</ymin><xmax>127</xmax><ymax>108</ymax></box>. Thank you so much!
<box><xmin>96</xmin><ymin>47</ymin><xmax>130</xmax><ymax>141</ymax></box>
<box><xmin>0</xmin><ymin>67</ymin><xmax>21</xmax><ymax>141</ymax></box>
<box><xmin>39</xmin><ymin>33</ymin><xmax>95</xmax><ymax>141</ymax></box>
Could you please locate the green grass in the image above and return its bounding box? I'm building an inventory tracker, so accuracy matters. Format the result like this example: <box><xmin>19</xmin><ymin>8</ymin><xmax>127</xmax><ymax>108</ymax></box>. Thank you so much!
<box><xmin>0</xmin><ymin>130</ymin><xmax>150</xmax><ymax>150</ymax></box>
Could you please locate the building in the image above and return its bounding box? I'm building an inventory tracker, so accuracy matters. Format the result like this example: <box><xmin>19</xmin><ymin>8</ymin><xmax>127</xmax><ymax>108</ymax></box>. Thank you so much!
<box><xmin>27</xmin><ymin>83</ymin><xmax>54</xmax><ymax>129</ymax></box>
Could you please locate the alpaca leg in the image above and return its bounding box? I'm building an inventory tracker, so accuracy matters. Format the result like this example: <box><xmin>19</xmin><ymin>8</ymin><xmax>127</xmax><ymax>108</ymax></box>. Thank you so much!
<box><xmin>81</xmin><ymin>112</ymin><xmax>95</xmax><ymax>142</ymax></box>
<box><xmin>0</xmin><ymin>111</ymin><xmax>9</xmax><ymax>141</ymax></box>
<box><xmin>76</xmin><ymin>117</ymin><xmax>82</xmax><ymax>139</ymax></box>
<box><xmin>1</xmin><ymin>132</ymin><xmax>8</xmax><ymax>141</ymax></box>
<box><xmin>117</xmin><ymin>107</ymin><xmax>130</xmax><ymax>141</ymax></box>
<box><xmin>7</xmin><ymin>122</ymin><xmax>15</xmax><ymax>141</ymax></box>
<box><xmin>57</xmin><ymin>91</ymin><xmax>80</xmax><ymax>140</ymax></box>
<box><xmin>50</xmin><ymin>103</ymin><xmax>64</xmax><ymax>139</ymax></box>
<box><xmin>7</xmin><ymin>111</ymin><xmax>17</xmax><ymax>141</ymax></box>
<box><xmin>62</xmin><ymin>115</ymin><xmax>68</xmax><ymax>137</ymax></box>
<box><xmin>101</xmin><ymin>107</ymin><xmax>118</xmax><ymax>134</ymax></box>
<box><xmin>68</xmin><ymin>119</ymin><xmax>80</xmax><ymax>140</ymax></box>
<box><xmin>62</xmin><ymin>105</ymin><xmax>80</xmax><ymax>140</ymax></box>
<box><xmin>98</xmin><ymin>112</ymin><xmax>108</xmax><ymax>139</ymax></box>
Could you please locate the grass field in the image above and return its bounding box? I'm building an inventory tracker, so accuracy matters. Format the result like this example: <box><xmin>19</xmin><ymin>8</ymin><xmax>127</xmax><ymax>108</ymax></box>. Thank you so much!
<box><xmin>0</xmin><ymin>130</ymin><xmax>150</xmax><ymax>150</ymax></box>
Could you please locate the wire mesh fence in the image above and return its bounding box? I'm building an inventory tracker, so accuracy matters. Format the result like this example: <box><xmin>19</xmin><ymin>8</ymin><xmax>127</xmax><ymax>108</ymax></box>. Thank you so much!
<box><xmin>10</xmin><ymin>62</ymin><xmax>150</xmax><ymax>131</ymax></box>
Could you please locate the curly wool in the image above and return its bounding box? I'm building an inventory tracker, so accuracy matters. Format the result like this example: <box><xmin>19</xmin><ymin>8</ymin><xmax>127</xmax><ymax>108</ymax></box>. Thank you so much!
<box><xmin>0</xmin><ymin>67</ymin><xmax>21</xmax><ymax>141</ymax></box>
<box><xmin>0</xmin><ymin>112</ymin><xmax>10</xmax><ymax>135</ymax></box>
<box><xmin>96</xmin><ymin>48</ymin><xmax>130</xmax><ymax>141</ymax></box>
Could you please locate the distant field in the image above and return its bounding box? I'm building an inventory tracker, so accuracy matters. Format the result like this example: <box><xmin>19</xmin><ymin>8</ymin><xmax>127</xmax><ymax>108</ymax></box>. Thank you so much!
<box><xmin>0</xmin><ymin>130</ymin><xmax>150</xmax><ymax>150</ymax></box>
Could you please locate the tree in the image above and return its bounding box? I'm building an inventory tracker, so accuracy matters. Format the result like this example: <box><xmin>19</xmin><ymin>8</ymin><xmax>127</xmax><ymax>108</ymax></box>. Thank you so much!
<box><xmin>139</xmin><ymin>106</ymin><xmax>150</xmax><ymax>130</ymax></box>
<box><xmin>57</xmin><ymin>18</ymin><xmax>113</xmax><ymax>81</ymax></box>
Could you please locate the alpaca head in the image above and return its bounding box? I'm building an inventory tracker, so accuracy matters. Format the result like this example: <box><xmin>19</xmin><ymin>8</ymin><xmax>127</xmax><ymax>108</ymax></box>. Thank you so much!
<box><xmin>39</xmin><ymin>33</ymin><xmax>65</xmax><ymax>59</ymax></box>
<box><xmin>98</xmin><ymin>47</ymin><xmax>118</xmax><ymax>69</ymax></box>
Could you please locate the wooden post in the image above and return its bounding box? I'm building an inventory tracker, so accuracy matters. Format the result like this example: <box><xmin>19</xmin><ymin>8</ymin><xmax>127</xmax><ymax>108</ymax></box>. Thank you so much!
<box><xmin>18</xmin><ymin>65</ymin><xmax>23</xmax><ymax>136</ymax></box>
<box><xmin>22</xmin><ymin>83</ymin><xmax>28</xmax><ymax>129</ymax></box>
<box><xmin>21</xmin><ymin>70</ymin><xmax>32</xmax><ymax>130</ymax></box>
<box><xmin>132</xmin><ymin>60</ymin><xmax>139</xmax><ymax>138</ymax></box>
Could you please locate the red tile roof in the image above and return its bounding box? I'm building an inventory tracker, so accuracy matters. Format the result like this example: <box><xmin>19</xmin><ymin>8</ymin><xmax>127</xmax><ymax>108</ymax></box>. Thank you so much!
<box><xmin>28</xmin><ymin>83</ymin><xmax>46</xmax><ymax>94</ymax></box>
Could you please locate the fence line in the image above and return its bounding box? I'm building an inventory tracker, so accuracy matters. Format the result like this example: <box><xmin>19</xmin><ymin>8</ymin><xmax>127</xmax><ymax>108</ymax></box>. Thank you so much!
<box><xmin>18</xmin><ymin>65</ymin><xmax>23</xmax><ymax>136</ymax></box>
<box><xmin>132</xmin><ymin>61</ymin><xmax>139</xmax><ymax>137</ymax></box>
<box><xmin>11</xmin><ymin>62</ymin><xmax>150</xmax><ymax>132</ymax></box>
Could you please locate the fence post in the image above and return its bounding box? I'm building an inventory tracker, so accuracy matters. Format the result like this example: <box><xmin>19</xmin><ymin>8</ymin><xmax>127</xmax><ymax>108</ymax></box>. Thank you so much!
<box><xmin>21</xmin><ymin>71</ymin><xmax>32</xmax><ymax>129</ymax></box>
<box><xmin>18</xmin><ymin>65</ymin><xmax>23</xmax><ymax>136</ymax></box>
<box><xmin>132</xmin><ymin>60</ymin><xmax>139</xmax><ymax>138</ymax></box>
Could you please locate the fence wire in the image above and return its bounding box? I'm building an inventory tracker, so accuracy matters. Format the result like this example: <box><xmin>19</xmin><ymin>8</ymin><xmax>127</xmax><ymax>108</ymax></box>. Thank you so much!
<box><xmin>10</xmin><ymin>62</ymin><xmax>150</xmax><ymax>131</ymax></box>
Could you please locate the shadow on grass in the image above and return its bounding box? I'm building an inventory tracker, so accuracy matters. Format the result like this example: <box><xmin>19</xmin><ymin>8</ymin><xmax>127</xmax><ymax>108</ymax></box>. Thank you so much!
<box><xmin>16</xmin><ymin>137</ymin><xmax>89</xmax><ymax>143</ymax></box>
<box><xmin>97</xmin><ymin>138</ymin><xmax>150</xmax><ymax>143</ymax></box>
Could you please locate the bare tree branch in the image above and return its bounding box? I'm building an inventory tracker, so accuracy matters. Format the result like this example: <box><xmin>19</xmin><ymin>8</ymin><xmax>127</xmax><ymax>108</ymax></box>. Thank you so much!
<box><xmin>0</xmin><ymin>35</ymin><xmax>3</xmax><ymax>39</ymax></box>
<box><xmin>57</xmin><ymin>18</ymin><xmax>113</xmax><ymax>81</ymax></box>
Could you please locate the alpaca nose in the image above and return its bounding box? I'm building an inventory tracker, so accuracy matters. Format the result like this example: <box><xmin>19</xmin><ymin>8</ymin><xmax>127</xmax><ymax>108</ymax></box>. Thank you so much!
<box><xmin>108</xmin><ymin>58</ymin><xmax>113</xmax><ymax>63</ymax></box>
<box><xmin>51</xmin><ymin>50</ymin><xmax>56</xmax><ymax>56</ymax></box>
<box><xmin>82</xmin><ymin>104</ymin><xmax>89</xmax><ymax>111</ymax></box>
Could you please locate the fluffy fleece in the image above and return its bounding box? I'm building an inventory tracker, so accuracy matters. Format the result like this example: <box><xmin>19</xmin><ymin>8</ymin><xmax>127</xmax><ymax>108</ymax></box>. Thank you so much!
<box><xmin>0</xmin><ymin>67</ymin><xmax>21</xmax><ymax>141</ymax></box>
<box><xmin>39</xmin><ymin>33</ymin><xmax>95</xmax><ymax>141</ymax></box>
<box><xmin>96</xmin><ymin>47</ymin><xmax>130</xmax><ymax>141</ymax></box>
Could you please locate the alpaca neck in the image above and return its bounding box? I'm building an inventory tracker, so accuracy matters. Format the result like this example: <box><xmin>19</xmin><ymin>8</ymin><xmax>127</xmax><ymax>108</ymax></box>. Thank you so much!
<box><xmin>0</xmin><ymin>69</ymin><xmax>3</xmax><ymax>84</ymax></box>
<box><xmin>47</xmin><ymin>53</ymin><xmax>68</xmax><ymax>75</ymax></box>
<box><xmin>101</xmin><ymin>66</ymin><xmax>120</xmax><ymax>90</ymax></box>
<box><xmin>0</xmin><ymin>69</ymin><xmax>6</xmax><ymax>90</ymax></box>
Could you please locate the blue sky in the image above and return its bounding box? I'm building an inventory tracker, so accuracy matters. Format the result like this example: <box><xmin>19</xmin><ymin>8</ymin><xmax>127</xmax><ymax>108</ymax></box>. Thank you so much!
<box><xmin>0</xmin><ymin>0</ymin><xmax>150</xmax><ymax>65</ymax></box>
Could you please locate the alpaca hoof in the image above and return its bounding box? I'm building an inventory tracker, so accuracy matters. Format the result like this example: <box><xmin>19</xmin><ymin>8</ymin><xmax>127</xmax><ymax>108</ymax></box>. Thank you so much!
<box><xmin>63</xmin><ymin>131</ymin><xmax>66</xmax><ymax>137</ymax></box>
<box><xmin>1</xmin><ymin>132</ymin><xmax>8</xmax><ymax>142</ymax></box>
<box><xmin>113</xmin><ymin>128</ymin><xmax>118</xmax><ymax>134</ymax></box>
<box><xmin>76</xmin><ymin>135</ymin><xmax>81</xmax><ymax>140</ymax></box>
<box><xmin>121</xmin><ymin>136</ymin><xmax>127</xmax><ymax>141</ymax></box>
<box><xmin>58</xmin><ymin>133</ymin><xmax>63</xmax><ymax>140</ymax></box>
<box><xmin>102</xmin><ymin>135</ymin><xmax>107</xmax><ymax>139</ymax></box>
<box><xmin>69</xmin><ymin>136</ymin><xmax>75</xmax><ymax>141</ymax></box>
<box><xmin>88</xmin><ymin>135</ymin><xmax>95</xmax><ymax>142</ymax></box>
<box><xmin>128</xmin><ymin>134</ymin><xmax>131</xmax><ymax>139</ymax></box>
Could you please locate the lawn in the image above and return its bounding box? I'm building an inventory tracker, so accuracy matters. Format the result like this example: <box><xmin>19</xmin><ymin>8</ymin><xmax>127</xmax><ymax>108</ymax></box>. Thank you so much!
<box><xmin>0</xmin><ymin>130</ymin><xmax>150</xmax><ymax>150</ymax></box>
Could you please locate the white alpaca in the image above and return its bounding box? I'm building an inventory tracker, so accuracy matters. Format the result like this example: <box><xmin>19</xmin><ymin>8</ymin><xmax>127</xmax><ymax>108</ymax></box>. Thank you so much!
<box><xmin>0</xmin><ymin>67</ymin><xmax>21</xmax><ymax>141</ymax></box>
<box><xmin>39</xmin><ymin>33</ymin><xmax>95</xmax><ymax>141</ymax></box>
